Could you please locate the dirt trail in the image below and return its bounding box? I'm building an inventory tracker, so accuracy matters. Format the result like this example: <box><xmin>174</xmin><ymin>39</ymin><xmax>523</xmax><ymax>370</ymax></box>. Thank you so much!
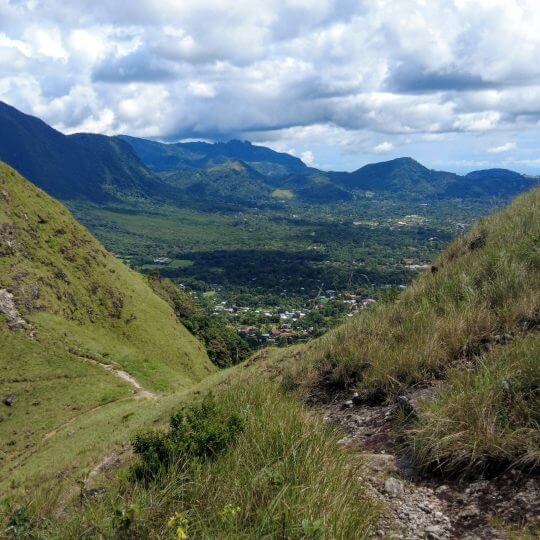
<box><xmin>322</xmin><ymin>391</ymin><xmax>539</xmax><ymax>539</ymax></box>
<box><xmin>79</xmin><ymin>356</ymin><xmax>158</xmax><ymax>399</ymax></box>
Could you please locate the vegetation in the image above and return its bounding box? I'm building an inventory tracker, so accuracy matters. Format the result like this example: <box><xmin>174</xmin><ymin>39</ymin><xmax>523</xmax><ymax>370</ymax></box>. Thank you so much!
<box><xmin>0</xmin><ymin>163</ymin><xmax>214</xmax><ymax>494</ymax></box>
<box><xmin>291</xmin><ymin>187</ymin><xmax>539</xmax><ymax>475</ymax></box>
<box><xmin>299</xmin><ymin>188</ymin><xmax>539</xmax><ymax>396</ymax></box>
<box><xmin>13</xmin><ymin>381</ymin><xmax>378</xmax><ymax>539</ymax></box>
<box><xmin>410</xmin><ymin>334</ymin><xmax>539</xmax><ymax>476</ymax></box>
<box><xmin>148</xmin><ymin>278</ymin><xmax>251</xmax><ymax>367</ymax></box>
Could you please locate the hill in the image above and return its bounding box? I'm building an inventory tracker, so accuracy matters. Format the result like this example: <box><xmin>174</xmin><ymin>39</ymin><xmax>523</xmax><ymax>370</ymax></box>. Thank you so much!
<box><xmin>0</xmin><ymin>162</ymin><xmax>215</xmax><ymax>490</ymax></box>
<box><xmin>120</xmin><ymin>135</ymin><xmax>312</xmax><ymax>178</ymax></box>
<box><xmin>293</xmin><ymin>187</ymin><xmax>539</xmax><ymax>476</ymax></box>
<box><xmin>161</xmin><ymin>160</ymin><xmax>274</xmax><ymax>206</ymax></box>
<box><xmin>330</xmin><ymin>157</ymin><xmax>536</xmax><ymax>200</ymax></box>
<box><xmin>0</xmin><ymin>101</ymin><xmax>164</xmax><ymax>202</ymax></box>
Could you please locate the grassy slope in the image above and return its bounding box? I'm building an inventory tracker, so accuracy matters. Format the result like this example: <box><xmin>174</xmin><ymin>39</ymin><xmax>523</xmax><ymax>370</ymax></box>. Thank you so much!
<box><xmin>300</xmin><ymin>187</ymin><xmax>539</xmax><ymax>396</ymax></box>
<box><xmin>0</xmin><ymin>162</ymin><xmax>214</xmax><ymax>491</ymax></box>
<box><xmin>290</xmin><ymin>187</ymin><xmax>539</xmax><ymax>475</ymax></box>
<box><xmin>12</xmin><ymin>368</ymin><xmax>379</xmax><ymax>539</ymax></box>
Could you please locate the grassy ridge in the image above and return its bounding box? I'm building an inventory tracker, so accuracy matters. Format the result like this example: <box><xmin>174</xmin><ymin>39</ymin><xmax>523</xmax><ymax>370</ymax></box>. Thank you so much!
<box><xmin>0</xmin><ymin>162</ymin><xmax>214</xmax><ymax>492</ymax></box>
<box><xmin>299</xmin><ymin>187</ymin><xmax>539</xmax><ymax>398</ymax></box>
<box><xmin>288</xmin><ymin>188</ymin><xmax>539</xmax><ymax>475</ymax></box>
<box><xmin>0</xmin><ymin>162</ymin><xmax>214</xmax><ymax>390</ymax></box>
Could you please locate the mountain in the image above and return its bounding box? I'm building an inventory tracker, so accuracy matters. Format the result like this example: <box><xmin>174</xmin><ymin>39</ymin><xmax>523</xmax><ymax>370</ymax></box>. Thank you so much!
<box><xmin>330</xmin><ymin>157</ymin><xmax>536</xmax><ymax>199</ymax></box>
<box><xmin>330</xmin><ymin>157</ymin><xmax>458</xmax><ymax>196</ymax></box>
<box><xmin>120</xmin><ymin>135</ymin><xmax>312</xmax><ymax>177</ymax></box>
<box><xmin>444</xmin><ymin>168</ymin><xmax>539</xmax><ymax>198</ymax></box>
<box><xmin>0</xmin><ymin>101</ymin><xmax>163</xmax><ymax>202</ymax></box>
<box><xmin>0</xmin><ymin>162</ymin><xmax>214</xmax><ymax>487</ymax></box>
<box><xmin>0</xmin><ymin>102</ymin><xmax>536</xmax><ymax>207</ymax></box>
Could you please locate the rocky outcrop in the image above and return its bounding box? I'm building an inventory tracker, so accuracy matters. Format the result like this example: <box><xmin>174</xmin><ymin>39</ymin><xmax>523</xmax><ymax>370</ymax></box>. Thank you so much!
<box><xmin>0</xmin><ymin>289</ymin><xmax>29</xmax><ymax>330</ymax></box>
<box><xmin>323</xmin><ymin>392</ymin><xmax>540</xmax><ymax>539</ymax></box>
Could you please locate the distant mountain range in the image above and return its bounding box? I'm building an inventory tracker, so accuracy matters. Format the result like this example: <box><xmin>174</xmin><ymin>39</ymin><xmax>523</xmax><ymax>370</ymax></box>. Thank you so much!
<box><xmin>0</xmin><ymin>101</ymin><xmax>537</xmax><ymax>206</ymax></box>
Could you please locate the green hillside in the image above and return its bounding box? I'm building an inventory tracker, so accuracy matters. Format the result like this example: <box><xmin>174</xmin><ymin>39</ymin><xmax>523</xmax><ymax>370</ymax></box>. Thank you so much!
<box><xmin>2</xmin><ymin>171</ymin><xmax>537</xmax><ymax>539</ymax></box>
<box><xmin>0</xmin><ymin>162</ymin><xmax>215</xmax><ymax>490</ymax></box>
<box><xmin>292</xmin><ymin>187</ymin><xmax>539</xmax><ymax>475</ymax></box>
<box><xmin>0</xmin><ymin>101</ymin><xmax>164</xmax><ymax>202</ymax></box>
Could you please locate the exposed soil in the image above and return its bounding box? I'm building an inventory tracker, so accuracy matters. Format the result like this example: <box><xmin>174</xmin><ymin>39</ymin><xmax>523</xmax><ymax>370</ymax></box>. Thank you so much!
<box><xmin>320</xmin><ymin>390</ymin><xmax>539</xmax><ymax>539</ymax></box>
<box><xmin>78</xmin><ymin>356</ymin><xmax>158</xmax><ymax>400</ymax></box>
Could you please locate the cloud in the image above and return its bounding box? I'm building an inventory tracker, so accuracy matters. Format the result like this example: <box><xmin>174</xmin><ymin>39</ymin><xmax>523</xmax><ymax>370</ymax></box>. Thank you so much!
<box><xmin>488</xmin><ymin>142</ymin><xmax>517</xmax><ymax>154</ymax></box>
<box><xmin>0</xmin><ymin>0</ymin><xmax>539</xmax><ymax>171</ymax></box>
<box><xmin>373</xmin><ymin>141</ymin><xmax>394</xmax><ymax>153</ymax></box>
<box><xmin>300</xmin><ymin>150</ymin><xmax>315</xmax><ymax>165</ymax></box>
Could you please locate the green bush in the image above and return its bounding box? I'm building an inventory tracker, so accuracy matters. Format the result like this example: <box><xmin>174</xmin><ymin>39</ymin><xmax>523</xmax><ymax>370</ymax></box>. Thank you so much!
<box><xmin>130</xmin><ymin>392</ymin><xmax>245</xmax><ymax>481</ymax></box>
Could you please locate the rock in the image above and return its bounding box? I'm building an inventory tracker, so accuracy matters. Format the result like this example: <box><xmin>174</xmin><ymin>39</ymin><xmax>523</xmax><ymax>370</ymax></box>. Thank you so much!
<box><xmin>435</xmin><ymin>485</ymin><xmax>449</xmax><ymax>495</ymax></box>
<box><xmin>82</xmin><ymin>487</ymin><xmax>106</xmax><ymax>498</ymax></box>
<box><xmin>459</xmin><ymin>505</ymin><xmax>480</xmax><ymax>519</ymax></box>
<box><xmin>397</xmin><ymin>395</ymin><xmax>416</xmax><ymax>416</ymax></box>
<box><xmin>3</xmin><ymin>395</ymin><xmax>14</xmax><ymax>406</ymax></box>
<box><xmin>362</xmin><ymin>452</ymin><xmax>398</xmax><ymax>473</ymax></box>
<box><xmin>0</xmin><ymin>289</ymin><xmax>29</xmax><ymax>331</ymax></box>
<box><xmin>466</xmin><ymin>480</ymin><xmax>488</xmax><ymax>494</ymax></box>
<box><xmin>424</xmin><ymin>525</ymin><xmax>443</xmax><ymax>539</ymax></box>
<box><xmin>384</xmin><ymin>477</ymin><xmax>405</xmax><ymax>496</ymax></box>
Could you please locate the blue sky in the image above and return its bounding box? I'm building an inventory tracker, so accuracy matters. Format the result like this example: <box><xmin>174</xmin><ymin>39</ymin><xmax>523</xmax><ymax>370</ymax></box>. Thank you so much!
<box><xmin>1</xmin><ymin>0</ymin><xmax>539</xmax><ymax>174</ymax></box>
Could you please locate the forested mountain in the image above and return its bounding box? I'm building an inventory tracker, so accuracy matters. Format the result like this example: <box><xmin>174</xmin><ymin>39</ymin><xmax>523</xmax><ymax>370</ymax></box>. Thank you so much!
<box><xmin>120</xmin><ymin>135</ymin><xmax>312</xmax><ymax>177</ymax></box>
<box><xmin>0</xmin><ymin>101</ymin><xmax>163</xmax><ymax>202</ymax></box>
<box><xmin>0</xmin><ymin>101</ymin><xmax>536</xmax><ymax>208</ymax></box>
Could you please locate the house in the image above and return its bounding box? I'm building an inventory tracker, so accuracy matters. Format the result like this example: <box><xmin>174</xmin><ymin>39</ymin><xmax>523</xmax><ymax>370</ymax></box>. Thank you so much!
<box><xmin>153</xmin><ymin>257</ymin><xmax>171</xmax><ymax>264</ymax></box>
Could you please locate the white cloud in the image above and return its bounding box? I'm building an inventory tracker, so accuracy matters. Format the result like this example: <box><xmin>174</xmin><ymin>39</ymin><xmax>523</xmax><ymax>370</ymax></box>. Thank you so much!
<box><xmin>0</xmin><ymin>0</ymin><xmax>539</xmax><ymax>170</ymax></box>
<box><xmin>373</xmin><ymin>141</ymin><xmax>394</xmax><ymax>153</ymax></box>
<box><xmin>487</xmin><ymin>142</ymin><xmax>517</xmax><ymax>154</ymax></box>
<box><xmin>187</xmin><ymin>81</ymin><xmax>216</xmax><ymax>98</ymax></box>
<box><xmin>300</xmin><ymin>150</ymin><xmax>315</xmax><ymax>165</ymax></box>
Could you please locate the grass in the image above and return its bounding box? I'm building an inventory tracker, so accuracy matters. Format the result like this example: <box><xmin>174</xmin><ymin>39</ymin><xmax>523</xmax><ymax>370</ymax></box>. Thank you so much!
<box><xmin>0</xmin><ymin>163</ymin><xmax>213</xmax><ymax>392</ymax></box>
<box><xmin>409</xmin><ymin>334</ymin><xmax>540</xmax><ymax>476</ymax></box>
<box><xmin>13</xmin><ymin>379</ymin><xmax>378</xmax><ymax>539</ymax></box>
<box><xmin>0</xmin><ymin>162</ymin><xmax>215</xmax><ymax>497</ymax></box>
<box><xmin>296</xmin><ymin>188</ymin><xmax>539</xmax><ymax>400</ymax></box>
<box><xmin>272</xmin><ymin>188</ymin><xmax>295</xmax><ymax>200</ymax></box>
<box><xmin>282</xmin><ymin>188</ymin><xmax>540</xmax><ymax>477</ymax></box>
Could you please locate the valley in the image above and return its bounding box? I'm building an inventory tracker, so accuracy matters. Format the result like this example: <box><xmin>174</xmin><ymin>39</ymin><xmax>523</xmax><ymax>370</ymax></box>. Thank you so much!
<box><xmin>0</xmin><ymin>102</ymin><xmax>538</xmax><ymax>539</ymax></box>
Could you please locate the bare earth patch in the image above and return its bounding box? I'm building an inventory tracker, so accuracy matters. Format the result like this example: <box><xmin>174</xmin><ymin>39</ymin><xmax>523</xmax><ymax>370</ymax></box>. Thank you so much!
<box><xmin>321</xmin><ymin>389</ymin><xmax>540</xmax><ymax>539</ymax></box>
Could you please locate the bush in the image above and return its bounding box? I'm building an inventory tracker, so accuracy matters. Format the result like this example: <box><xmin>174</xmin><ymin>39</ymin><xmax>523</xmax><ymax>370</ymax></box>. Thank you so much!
<box><xmin>130</xmin><ymin>392</ymin><xmax>245</xmax><ymax>481</ymax></box>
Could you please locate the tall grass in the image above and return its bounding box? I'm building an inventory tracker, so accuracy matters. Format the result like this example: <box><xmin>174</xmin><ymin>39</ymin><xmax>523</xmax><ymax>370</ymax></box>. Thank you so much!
<box><xmin>409</xmin><ymin>334</ymin><xmax>540</xmax><ymax>477</ymax></box>
<box><xmin>299</xmin><ymin>188</ymin><xmax>539</xmax><ymax>400</ymax></box>
<box><xmin>22</xmin><ymin>380</ymin><xmax>378</xmax><ymax>539</ymax></box>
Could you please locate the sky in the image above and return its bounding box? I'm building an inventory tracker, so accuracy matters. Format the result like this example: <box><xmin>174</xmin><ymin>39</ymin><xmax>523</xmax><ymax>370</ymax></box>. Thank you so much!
<box><xmin>1</xmin><ymin>0</ymin><xmax>539</xmax><ymax>174</ymax></box>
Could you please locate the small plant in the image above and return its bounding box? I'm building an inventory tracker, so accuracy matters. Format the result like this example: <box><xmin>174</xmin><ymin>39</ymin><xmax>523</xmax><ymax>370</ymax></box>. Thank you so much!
<box><xmin>218</xmin><ymin>503</ymin><xmax>241</xmax><ymax>524</ymax></box>
<box><xmin>131</xmin><ymin>392</ymin><xmax>245</xmax><ymax>481</ymax></box>
<box><xmin>301</xmin><ymin>517</ymin><xmax>326</xmax><ymax>538</ymax></box>
<box><xmin>4</xmin><ymin>507</ymin><xmax>31</xmax><ymax>540</ymax></box>
<box><xmin>167</xmin><ymin>512</ymin><xmax>189</xmax><ymax>539</ymax></box>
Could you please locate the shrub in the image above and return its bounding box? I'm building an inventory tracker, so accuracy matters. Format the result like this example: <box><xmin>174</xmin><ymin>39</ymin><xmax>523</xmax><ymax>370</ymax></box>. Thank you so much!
<box><xmin>130</xmin><ymin>392</ymin><xmax>245</xmax><ymax>481</ymax></box>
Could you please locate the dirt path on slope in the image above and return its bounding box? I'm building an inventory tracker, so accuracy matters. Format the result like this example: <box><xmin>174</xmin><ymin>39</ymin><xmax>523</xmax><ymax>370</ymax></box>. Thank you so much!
<box><xmin>78</xmin><ymin>356</ymin><xmax>158</xmax><ymax>399</ymax></box>
<box><xmin>321</xmin><ymin>390</ymin><xmax>539</xmax><ymax>539</ymax></box>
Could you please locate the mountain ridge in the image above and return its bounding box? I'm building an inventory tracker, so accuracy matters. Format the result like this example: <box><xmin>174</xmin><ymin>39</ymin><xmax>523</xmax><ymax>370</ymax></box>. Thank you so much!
<box><xmin>0</xmin><ymin>101</ymin><xmax>536</xmax><ymax>206</ymax></box>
